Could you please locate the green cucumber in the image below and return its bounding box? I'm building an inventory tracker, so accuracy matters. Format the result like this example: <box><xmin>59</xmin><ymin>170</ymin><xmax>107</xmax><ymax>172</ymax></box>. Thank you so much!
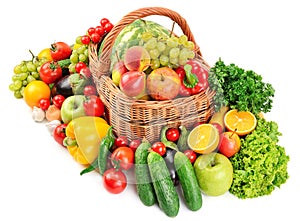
<box><xmin>174</xmin><ymin>151</ymin><xmax>202</xmax><ymax>211</ymax></box>
<box><xmin>147</xmin><ymin>151</ymin><xmax>179</xmax><ymax>217</ymax></box>
<box><xmin>134</xmin><ymin>140</ymin><xmax>156</xmax><ymax>206</ymax></box>
<box><xmin>57</xmin><ymin>58</ymin><xmax>71</xmax><ymax>69</ymax></box>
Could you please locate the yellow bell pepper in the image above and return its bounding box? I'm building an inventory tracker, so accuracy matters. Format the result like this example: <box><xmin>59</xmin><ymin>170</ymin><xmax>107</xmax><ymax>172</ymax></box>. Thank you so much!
<box><xmin>64</xmin><ymin>116</ymin><xmax>110</xmax><ymax>165</ymax></box>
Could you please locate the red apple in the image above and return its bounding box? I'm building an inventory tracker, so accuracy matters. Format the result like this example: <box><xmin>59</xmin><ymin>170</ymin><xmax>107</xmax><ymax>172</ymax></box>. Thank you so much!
<box><xmin>119</xmin><ymin>70</ymin><xmax>146</xmax><ymax>99</ymax></box>
<box><xmin>146</xmin><ymin>67</ymin><xmax>181</xmax><ymax>100</ymax></box>
<box><xmin>218</xmin><ymin>132</ymin><xmax>241</xmax><ymax>158</ymax></box>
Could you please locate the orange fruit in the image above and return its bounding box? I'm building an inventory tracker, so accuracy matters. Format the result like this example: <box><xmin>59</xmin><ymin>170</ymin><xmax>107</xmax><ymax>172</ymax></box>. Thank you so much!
<box><xmin>187</xmin><ymin>123</ymin><xmax>220</xmax><ymax>154</ymax></box>
<box><xmin>23</xmin><ymin>80</ymin><xmax>51</xmax><ymax>108</ymax></box>
<box><xmin>224</xmin><ymin>109</ymin><xmax>257</xmax><ymax>136</ymax></box>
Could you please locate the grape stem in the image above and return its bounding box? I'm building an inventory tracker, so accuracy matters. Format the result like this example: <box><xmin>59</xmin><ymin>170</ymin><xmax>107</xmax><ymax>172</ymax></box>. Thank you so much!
<box><xmin>183</xmin><ymin>64</ymin><xmax>198</xmax><ymax>88</ymax></box>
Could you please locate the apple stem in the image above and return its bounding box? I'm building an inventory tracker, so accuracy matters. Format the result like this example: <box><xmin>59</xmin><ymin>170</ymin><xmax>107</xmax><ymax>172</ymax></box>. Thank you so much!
<box><xmin>230</xmin><ymin>129</ymin><xmax>237</xmax><ymax>138</ymax></box>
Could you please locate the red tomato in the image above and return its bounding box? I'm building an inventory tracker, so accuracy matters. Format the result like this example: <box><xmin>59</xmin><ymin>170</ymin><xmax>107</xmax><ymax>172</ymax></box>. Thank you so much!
<box><xmin>80</xmin><ymin>67</ymin><xmax>92</xmax><ymax>79</ymax></box>
<box><xmin>90</xmin><ymin>33</ymin><xmax>101</xmax><ymax>44</ymax></box>
<box><xmin>111</xmin><ymin>146</ymin><xmax>134</xmax><ymax>170</ymax></box>
<box><xmin>83</xmin><ymin>85</ymin><xmax>97</xmax><ymax>96</ymax></box>
<box><xmin>151</xmin><ymin>142</ymin><xmax>166</xmax><ymax>156</ymax></box>
<box><xmin>166</xmin><ymin>128</ymin><xmax>180</xmax><ymax>142</ymax></box>
<box><xmin>114</xmin><ymin>136</ymin><xmax>128</xmax><ymax>147</ymax></box>
<box><xmin>128</xmin><ymin>139</ymin><xmax>141</xmax><ymax>153</ymax></box>
<box><xmin>184</xmin><ymin>149</ymin><xmax>197</xmax><ymax>164</ymax></box>
<box><xmin>104</xmin><ymin>22</ymin><xmax>114</xmax><ymax>33</ymax></box>
<box><xmin>39</xmin><ymin>61</ymin><xmax>62</xmax><ymax>84</ymax></box>
<box><xmin>100</xmin><ymin>18</ymin><xmax>110</xmax><ymax>27</ymax></box>
<box><xmin>53</xmin><ymin>123</ymin><xmax>67</xmax><ymax>147</ymax></box>
<box><xmin>80</xmin><ymin>35</ymin><xmax>90</xmax><ymax>45</ymax></box>
<box><xmin>95</xmin><ymin>26</ymin><xmax>105</xmax><ymax>36</ymax></box>
<box><xmin>52</xmin><ymin>94</ymin><xmax>65</xmax><ymax>109</ymax></box>
<box><xmin>39</xmin><ymin>98</ymin><xmax>50</xmax><ymax>110</ymax></box>
<box><xmin>103</xmin><ymin>168</ymin><xmax>127</xmax><ymax>194</ymax></box>
<box><xmin>50</xmin><ymin>42</ymin><xmax>72</xmax><ymax>61</ymax></box>
<box><xmin>75</xmin><ymin>61</ymin><xmax>87</xmax><ymax>73</ymax></box>
<box><xmin>87</xmin><ymin>27</ymin><xmax>95</xmax><ymax>36</ymax></box>
<box><xmin>83</xmin><ymin>95</ymin><xmax>104</xmax><ymax>117</ymax></box>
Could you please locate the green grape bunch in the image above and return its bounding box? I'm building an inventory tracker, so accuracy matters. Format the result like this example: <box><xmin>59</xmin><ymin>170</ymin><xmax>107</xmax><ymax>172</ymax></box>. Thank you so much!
<box><xmin>68</xmin><ymin>36</ymin><xmax>89</xmax><ymax>73</ymax></box>
<box><xmin>8</xmin><ymin>50</ymin><xmax>47</xmax><ymax>99</ymax></box>
<box><xmin>141</xmin><ymin>33</ymin><xmax>195</xmax><ymax>70</ymax></box>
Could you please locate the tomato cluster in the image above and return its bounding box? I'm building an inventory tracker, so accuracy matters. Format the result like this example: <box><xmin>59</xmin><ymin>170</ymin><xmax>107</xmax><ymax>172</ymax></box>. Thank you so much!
<box><xmin>81</xmin><ymin>18</ymin><xmax>114</xmax><ymax>44</ymax></box>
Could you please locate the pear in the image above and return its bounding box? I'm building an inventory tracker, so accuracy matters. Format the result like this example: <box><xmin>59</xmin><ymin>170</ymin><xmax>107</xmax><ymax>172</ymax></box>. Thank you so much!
<box><xmin>209</xmin><ymin>106</ymin><xmax>229</xmax><ymax>131</ymax></box>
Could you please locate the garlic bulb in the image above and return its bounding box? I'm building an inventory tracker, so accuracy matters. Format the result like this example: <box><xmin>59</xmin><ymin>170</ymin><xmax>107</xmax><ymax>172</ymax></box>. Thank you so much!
<box><xmin>32</xmin><ymin>106</ymin><xmax>45</xmax><ymax>122</ymax></box>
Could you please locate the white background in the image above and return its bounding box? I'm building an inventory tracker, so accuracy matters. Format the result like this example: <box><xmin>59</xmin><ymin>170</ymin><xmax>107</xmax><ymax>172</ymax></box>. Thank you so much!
<box><xmin>1</xmin><ymin>0</ymin><xmax>299</xmax><ymax>220</ymax></box>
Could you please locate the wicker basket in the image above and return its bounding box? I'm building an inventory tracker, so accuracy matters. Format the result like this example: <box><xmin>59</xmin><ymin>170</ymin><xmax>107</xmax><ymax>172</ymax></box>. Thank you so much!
<box><xmin>89</xmin><ymin>7</ymin><xmax>215</xmax><ymax>143</ymax></box>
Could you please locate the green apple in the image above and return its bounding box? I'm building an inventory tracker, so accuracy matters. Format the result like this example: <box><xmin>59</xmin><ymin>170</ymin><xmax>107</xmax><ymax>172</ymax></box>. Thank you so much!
<box><xmin>194</xmin><ymin>152</ymin><xmax>233</xmax><ymax>196</ymax></box>
<box><xmin>60</xmin><ymin>95</ymin><xmax>86</xmax><ymax>123</ymax></box>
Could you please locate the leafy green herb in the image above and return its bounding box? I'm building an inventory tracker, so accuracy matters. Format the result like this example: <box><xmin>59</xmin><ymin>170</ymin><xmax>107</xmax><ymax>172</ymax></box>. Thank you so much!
<box><xmin>208</xmin><ymin>58</ymin><xmax>275</xmax><ymax>114</ymax></box>
<box><xmin>229</xmin><ymin>118</ymin><xmax>289</xmax><ymax>199</ymax></box>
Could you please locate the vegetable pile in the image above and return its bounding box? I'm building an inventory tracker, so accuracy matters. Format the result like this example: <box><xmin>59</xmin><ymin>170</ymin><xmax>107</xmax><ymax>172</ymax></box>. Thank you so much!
<box><xmin>7</xmin><ymin>10</ymin><xmax>290</xmax><ymax>218</ymax></box>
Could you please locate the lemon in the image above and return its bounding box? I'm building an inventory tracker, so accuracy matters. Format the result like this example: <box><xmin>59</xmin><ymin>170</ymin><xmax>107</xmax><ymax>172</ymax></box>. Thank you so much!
<box><xmin>187</xmin><ymin>124</ymin><xmax>220</xmax><ymax>154</ymax></box>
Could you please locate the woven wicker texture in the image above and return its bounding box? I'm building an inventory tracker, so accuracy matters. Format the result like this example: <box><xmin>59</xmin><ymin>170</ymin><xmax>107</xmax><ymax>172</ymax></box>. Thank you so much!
<box><xmin>89</xmin><ymin>7</ymin><xmax>215</xmax><ymax>142</ymax></box>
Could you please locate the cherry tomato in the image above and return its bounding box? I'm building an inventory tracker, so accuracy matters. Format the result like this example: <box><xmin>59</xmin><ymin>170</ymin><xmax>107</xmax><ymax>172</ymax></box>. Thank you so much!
<box><xmin>104</xmin><ymin>22</ymin><xmax>114</xmax><ymax>33</ymax></box>
<box><xmin>128</xmin><ymin>139</ymin><xmax>141</xmax><ymax>153</ymax></box>
<box><xmin>87</xmin><ymin>27</ymin><xmax>95</xmax><ymax>36</ymax></box>
<box><xmin>166</xmin><ymin>128</ymin><xmax>180</xmax><ymax>142</ymax></box>
<box><xmin>103</xmin><ymin>168</ymin><xmax>127</xmax><ymax>194</ymax></box>
<box><xmin>39</xmin><ymin>61</ymin><xmax>62</xmax><ymax>84</ymax></box>
<box><xmin>114</xmin><ymin>136</ymin><xmax>128</xmax><ymax>147</ymax></box>
<box><xmin>50</xmin><ymin>42</ymin><xmax>72</xmax><ymax>61</ymax></box>
<box><xmin>90</xmin><ymin>33</ymin><xmax>101</xmax><ymax>44</ymax></box>
<box><xmin>83</xmin><ymin>95</ymin><xmax>104</xmax><ymax>117</ymax></box>
<box><xmin>111</xmin><ymin>146</ymin><xmax>134</xmax><ymax>170</ymax></box>
<box><xmin>81</xmin><ymin>35</ymin><xmax>90</xmax><ymax>45</ymax></box>
<box><xmin>39</xmin><ymin>98</ymin><xmax>50</xmax><ymax>110</ymax></box>
<box><xmin>100</xmin><ymin>18</ymin><xmax>110</xmax><ymax>27</ymax></box>
<box><xmin>184</xmin><ymin>149</ymin><xmax>197</xmax><ymax>164</ymax></box>
<box><xmin>83</xmin><ymin>85</ymin><xmax>97</xmax><ymax>96</ymax></box>
<box><xmin>95</xmin><ymin>26</ymin><xmax>105</xmax><ymax>36</ymax></box>
<box><xmin>53</xmin><ymin>123</ymin><xmax>67</xmax><ymax>147</ymax></box>
<box><xmin>52</xmin><ymin>94</ymin><xmax>65</xmax><ymax>109</ymax></box>
<box><xmin>75</xmin><ymin>61</ymin><xmax>87</xmax><ymax>73</ymax></box>
<box><xmin>80</xmin><ymin>67</ymin><xmax>92</xmax><ymax>79</ymax></box>
<box><xmin>151</xmin><ymin>142</ymin><xmax>166</xmax><ymax>156</ymax></box>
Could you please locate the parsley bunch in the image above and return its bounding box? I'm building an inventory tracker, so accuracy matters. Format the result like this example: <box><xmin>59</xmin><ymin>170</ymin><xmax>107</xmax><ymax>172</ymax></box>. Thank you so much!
<box><xmin>208</xmin><ymin>59</ymin><xmax>275</xmax><ymax>114</ymax></box>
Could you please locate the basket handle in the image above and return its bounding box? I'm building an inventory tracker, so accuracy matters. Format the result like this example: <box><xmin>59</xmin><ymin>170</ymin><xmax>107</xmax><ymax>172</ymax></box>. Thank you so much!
<box><xmin>96</xmin><ymin>7</ymin><xmax>202</xmax><ymax>77</ymax></box>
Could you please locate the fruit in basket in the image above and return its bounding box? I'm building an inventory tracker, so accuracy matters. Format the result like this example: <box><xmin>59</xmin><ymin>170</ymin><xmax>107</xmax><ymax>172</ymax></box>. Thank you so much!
<box><xmin>124</xmin><ymin>46</ymin><xmax>151</xmax><ymax>71</ymax></box>
<box><xmin>60</xmin><ymin>95</ymin><xmax>86</xmax><ymax>123</ymax></box>
<box><xmin>23</xmin><ymin>80</ymin><xmax>51</xmax><ymax>108</ymax></box>
<box><xmin>142</xmin><ymin>34</ymin><xmax>196</xmax><ymax>69</ymax></box>
<box><xmin>224</xmin><ymin>109</ymin><xmax>257</xmax><ymax>136</ymax></box>
<box><xmin>112</xmin><ymin>60</ymin><xmax>128</xmax><ymax>86</ymax></box>
<box><xmin>146</xmin><ymin>67</ymin><xmax>180</xmax><ymax>100</ymax></box>
<box><xmin>187</xmin><ymin>123</ymin><xmax>220</xmax><ymax>154</ymax></box>
<box><xmin>218</xmin><ymin>131</ymin><xmax>241</xmax><ymax>158</ymax></box>
<box><xmin>194</xmin><ymin>152</ymin><xmax>233</xmax><ymax>196</ymax></box>
<box><xmin>99</xmin><ymin>19</ymin><xmax>172</xmax><ymax>72</ymax></box>
<box><xmin>119</xmin><ymin>70</ymin><xmax>146</xmax><ymax>98</ymax></box>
